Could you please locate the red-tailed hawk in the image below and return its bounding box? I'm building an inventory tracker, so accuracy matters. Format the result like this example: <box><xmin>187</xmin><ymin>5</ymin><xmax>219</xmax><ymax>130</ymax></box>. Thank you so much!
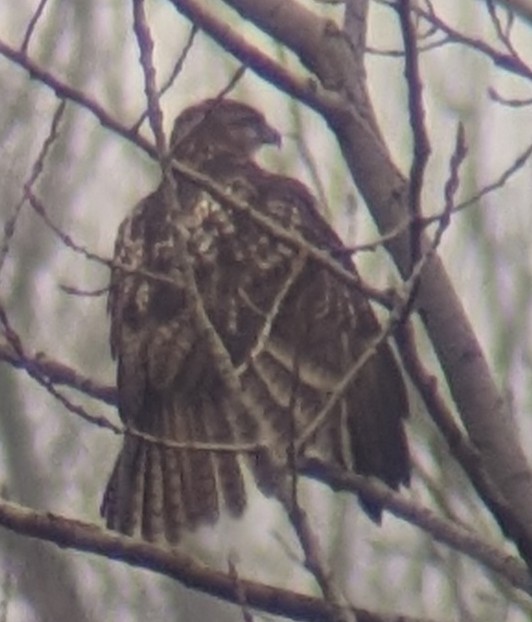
<box><xmin>101</xmin><ymin>99</ymin><xmax>409</xmax><ymax>542</ymax></box>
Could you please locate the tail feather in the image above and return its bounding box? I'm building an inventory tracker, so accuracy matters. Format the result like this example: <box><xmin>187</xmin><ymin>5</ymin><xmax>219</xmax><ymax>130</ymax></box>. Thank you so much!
<box><xmin>206</xmin><ymin>393</ymin><xmax>246</xmax><ymax>517</ymax></box>
<box><xmin>160</xmin><ymin>405</ymin><xmax>184</xmax><ymax>541</ymax></box>
<box><xmin>102</xmin><ymin>396</ymin><xmax>222</xmax><ymax>541</ymax></box>
<box><xmin>101</xmin><ymin>437</ymin><xmax>147</xmax><ymax>537</ymax></box>
<box><xmin>179</xmin><ymin>395</ymin><xmax>219</xmax><ymax>528</ymax></box>
<box><xmin>142</xmin><ymin>444</ymin><xmax>164</xmax><ymax>541</ymax></box>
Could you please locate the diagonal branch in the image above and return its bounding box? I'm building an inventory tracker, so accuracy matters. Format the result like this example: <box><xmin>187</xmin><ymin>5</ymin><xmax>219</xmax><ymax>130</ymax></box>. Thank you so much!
<box><xmin>0</xmin><ymin>337</ymin><xmax>116</xmax><ymax>405</ymax></box>
<box><xmin>300</xmin><ymin>457</ymin><xmax>532</xmax><ymax>595</ymax></box>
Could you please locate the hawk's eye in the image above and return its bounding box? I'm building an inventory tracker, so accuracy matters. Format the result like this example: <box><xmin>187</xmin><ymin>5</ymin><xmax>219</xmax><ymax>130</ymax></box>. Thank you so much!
<box><xmin>240</xmin><ymin>124</ymin><xmax>261</xmax><ymax>141</ymax></box>
<box><xmin>226</xmin><ymin>118</ymin><xmax>262</xmax><ymax>146</ymax></box>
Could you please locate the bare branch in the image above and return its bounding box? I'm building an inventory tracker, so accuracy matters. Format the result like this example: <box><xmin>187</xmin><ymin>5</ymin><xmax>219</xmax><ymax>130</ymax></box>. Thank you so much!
<box><xmin>408</xmin><ymin>2</ymin><xmax>532</xmax><ymax>80</ymax></box>
<box><xmin>396</xmin><ymin>0</ymin><xmax>431</xmax><ymax>266</ymax></box>
<box><xmin>0</xmin><ymin>100</ymin><xmax>65</xmax><ymax>278</ymax></box>
<box><xmin>0</xmin><ymin>499</ymin><xmax>435</xmax><ymax>622</ymax></box>
<box><xmin>0</xmin><ymin>304</ymin><xmax>120</xmax><ymax>433</ymax></box>
<box><xmin>227</xmin><ymin>558</ymin><xmax>255</xmax><ymax>622</ymax></box>
<box><xmin>0</xmin><ymin>38</ymin><xmax>153</xmax><ymax>155</ymax></box>
<box><xmin>166</xmin><ymin>0</ymin><xmax>349</xmax><ymax>112</ymax></box>
<box><xmin>133</xmin><ymin>0</ymin><xmax>167</xmax><ymax>156</ymax></box>
<box><xmin>236</xmin><ymin>251</ymin><xmax>308</xmax><ymax>376</ymax></box>
<box><xmin>131</xmin><ymin>24</ymin><xmax>198</xmax><ymax>134</ymax></box>
<box><xmin>486</xmin><ymin>0</ymin><xmax>519</xmax><ymax>56</ymax></box>
<box><xmin>489</xmin><ymin>86</ymin><xmax>532</xmax><ymax>106</ymax></box>
<box><xmin>282</xmin><ymin>488</ymin><xmax>356</xmax><ymax>622</ymax></box>
<box><xmin>20</xmin><ymin>0</ymin><xmax>50</xmax><ymax>53</ymax></box>
<box><xmin>491</xmin><ymin>0</ymin><xmax>532</xmax><ymax>24</ymax></box>
<box><xmin>396</xmin><ymin>321</ymin><xmax>532</xmax><ymax>571</ymax></box>
<box><xmin>301</xmin><ymin>458</ymin><xmax>532</xmax><ymax>595</ymax></box>
<box><xmin>0</xmin><ymin>337</ymin><xmax>116</xmax><ymax>405</ymax></box>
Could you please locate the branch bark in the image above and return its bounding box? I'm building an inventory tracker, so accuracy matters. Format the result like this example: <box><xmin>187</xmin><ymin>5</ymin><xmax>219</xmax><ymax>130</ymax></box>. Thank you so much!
<box><xmin>0</xmin><ymin>498</ymin><xmax>432</xmax><ymax>622</ymax></box>
<box><xmin>491</xmin><ymin>0</ymin><xmax>532</xmax><ymax>22</ymax></box>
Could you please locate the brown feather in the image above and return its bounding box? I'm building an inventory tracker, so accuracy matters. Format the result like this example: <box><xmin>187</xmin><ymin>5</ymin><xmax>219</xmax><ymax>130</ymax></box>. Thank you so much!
<box><xmin>101</xmin><ymin>99</ymin><xmax>409</xmax><ymax>541</ymax></box>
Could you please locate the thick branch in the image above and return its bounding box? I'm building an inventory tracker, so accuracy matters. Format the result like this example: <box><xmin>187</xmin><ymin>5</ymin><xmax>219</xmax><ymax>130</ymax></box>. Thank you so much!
<box><xmin>0</xmin><ymin>499</ymin><xmax>431</xmax><ymax>622</ymax></box>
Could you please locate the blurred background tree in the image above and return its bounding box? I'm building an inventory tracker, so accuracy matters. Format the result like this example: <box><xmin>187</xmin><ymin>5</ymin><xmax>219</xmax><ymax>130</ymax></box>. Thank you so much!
<box><xmin>1</xmin><ymin>1</ymin><xmax>532</xmax><ymax>621</ymax></box>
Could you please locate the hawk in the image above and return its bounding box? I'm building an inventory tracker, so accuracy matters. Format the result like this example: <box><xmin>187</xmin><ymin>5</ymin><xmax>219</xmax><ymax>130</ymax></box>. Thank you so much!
<box><xmin>101</xmin><ymin>99</ymin><xmax>410</xmax><ymax>543</ymax></box>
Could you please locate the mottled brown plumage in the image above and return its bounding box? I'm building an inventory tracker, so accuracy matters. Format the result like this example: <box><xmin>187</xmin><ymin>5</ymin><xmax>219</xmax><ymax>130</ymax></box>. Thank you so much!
<box><xmin>101</xmin><ymin>99</ymin><xmax>409</xmax><ymax>542</ymax></box>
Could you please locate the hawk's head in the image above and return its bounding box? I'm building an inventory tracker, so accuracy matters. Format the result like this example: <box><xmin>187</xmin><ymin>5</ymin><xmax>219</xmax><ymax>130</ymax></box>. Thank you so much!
<box><xmin>170</xmin><ymin>99</ymin><xmax>281</xmax><ymax>165</ymax></box>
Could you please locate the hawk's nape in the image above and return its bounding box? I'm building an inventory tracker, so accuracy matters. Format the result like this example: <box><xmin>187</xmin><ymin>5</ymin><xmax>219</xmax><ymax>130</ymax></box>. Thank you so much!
<box><xmin>101</xmin><ymin>98</ymin><xmax>409</xmax><ymax>543</ymax></box>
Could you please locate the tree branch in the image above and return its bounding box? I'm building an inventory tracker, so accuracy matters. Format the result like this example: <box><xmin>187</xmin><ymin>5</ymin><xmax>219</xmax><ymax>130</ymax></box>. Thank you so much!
<box><xmin>300</xmin><ymin>458</ymin><xmax>532</xmax><ymax>595</ymax></box>
<box><xmin>0</xmin><ymin>498</ymin><xmax>433</xmax><ymax>622</ymax></box>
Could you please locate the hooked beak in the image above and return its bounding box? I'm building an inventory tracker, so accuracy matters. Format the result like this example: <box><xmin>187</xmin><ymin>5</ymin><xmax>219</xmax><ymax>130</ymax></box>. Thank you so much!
<box><xmin>262</xmin><ymin>123</ymin><xmax>282</xmax><ymax>148</ymax></box>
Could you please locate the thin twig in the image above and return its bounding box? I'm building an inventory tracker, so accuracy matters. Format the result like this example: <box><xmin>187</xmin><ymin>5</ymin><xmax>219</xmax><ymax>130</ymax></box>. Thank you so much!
<box><xmin>408</xmin><ymin>2</ymin><xmax>532</xmax><ymax>80</ymax></box>
<box><xmin>0</xmin><ymin>319</ymin><xmax>267</xmax><ymax>454</ymax></box>
<box><xmin>396</xmin><ymin>0</ymin><xmax>431</xmax><ymax>267</ymax></box>
<box><xmin>332</xmin><ymin>215</ymin><xmax>411</xmax><ymax>256</ymax></box>
<box><xmin>133</xmin><ymin>0</ymin><xmax>167</xmax><ymax>156</ymax></box>
<box><xmin>488</xmin><ymin>87</ymin><xmax>532</xmax><ymax>107</ymax></box>
<box><xmin>486</xmin><ymin>0</ymin><xmax>519</xmax><ymax>58</ymax></box>
<box><xmin>0</xmin><ymin>304</ymin><xmax>118</xmax><ymax>433</ymax></box>
<box><xmin>60</xmin><ymin>284</ymin><xmax>109</xmax><ymax>297</ymax></box>
<box><xmin>432</xmin><ymin>123</ymin><xmax>467</xmax><ymax>246</ymax></box>
<box><xmin>422</xmin><ymin>139</ymin><xmax>532</xmax><ymax>227</ymax></box>
<box><xmin>130</xmin><ymin>24</ymin><xmax>198</xmax><ymax>134</ymax></box>
<box><xmin>228</xmin><ymin>558</ymin><xmax>255</xmax><ymax>622</ymax></box>
<box><xmin>0</xmin><ymin>100</ymin><xmax>66</xmax><ymax>278</ymax></box>
<box><xmin>281</xmin><ymin>486</ymin><xmax>356</xmax><ymax>622</ymax></box>
<box><xmin>236</xmin><ymin>251</ymin><xmax>308</xmax><ymax>376</ymax></box>
<box><xmin>20</xmin><ymin>0</ymin><xmax>50</xmax><ymax>53</ymax></box>
<box><xmin>132</xmin><ymin>0</ymin><xmax>275</xmax><ymax>464</ymax></box>
<box><xmin>0</xmin><ymin>38</ymin><xmax>152</xmax><ymax>154</ymax></box>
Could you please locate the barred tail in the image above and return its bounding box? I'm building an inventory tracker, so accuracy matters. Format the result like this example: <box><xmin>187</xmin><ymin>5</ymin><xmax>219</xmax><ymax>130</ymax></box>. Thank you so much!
<box><xmin>100</xmin><ymin>394</ymin><xmax>249</xmax><ymax>542</ymax></box>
